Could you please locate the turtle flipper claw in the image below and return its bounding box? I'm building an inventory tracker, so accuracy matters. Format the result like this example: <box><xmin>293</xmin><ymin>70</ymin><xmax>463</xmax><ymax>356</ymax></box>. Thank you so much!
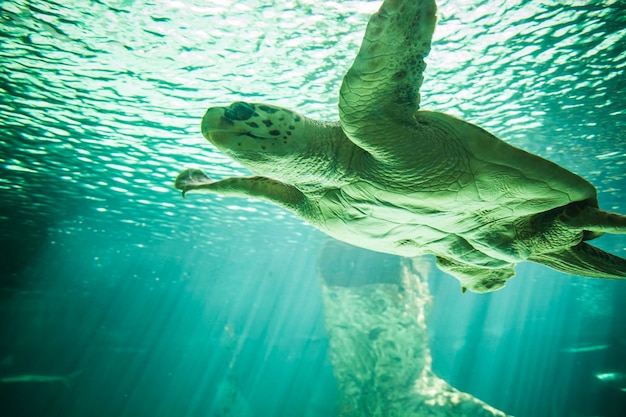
<box><xmin>174</xmin><ymin>168</ymin><xmax>213</xmax><ymax>197</ymax></box>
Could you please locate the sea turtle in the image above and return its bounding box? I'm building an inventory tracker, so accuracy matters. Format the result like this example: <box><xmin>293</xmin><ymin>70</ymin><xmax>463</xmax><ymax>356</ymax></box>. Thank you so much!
<box><xmin>175</xmin><ymin>0</ymin><xmax>626</xmax><ymax>293</ymax></box>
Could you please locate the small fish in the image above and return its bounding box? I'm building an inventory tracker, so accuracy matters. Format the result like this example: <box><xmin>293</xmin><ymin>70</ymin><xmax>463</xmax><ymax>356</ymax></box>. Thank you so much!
<box><xmin>595</xmin><ymin>372</ymin><xmax>626</xmax><ymax>383</ymax></box>
<box><xmin>0</xmin><ymin>369</ymin><xmax>83</xmax><ymax>387</ymax></box>
<box><xmin>561</xmin><ymin>343</ymin><xmax>610</xmax><ymax>354</ymax></box>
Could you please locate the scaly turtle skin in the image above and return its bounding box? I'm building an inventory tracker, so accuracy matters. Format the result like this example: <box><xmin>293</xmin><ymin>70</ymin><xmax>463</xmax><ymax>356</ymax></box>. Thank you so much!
<box><xmin>175</xmin><ymin>0</ymin><xmax>626</xmax><ymax>293</ymax></box>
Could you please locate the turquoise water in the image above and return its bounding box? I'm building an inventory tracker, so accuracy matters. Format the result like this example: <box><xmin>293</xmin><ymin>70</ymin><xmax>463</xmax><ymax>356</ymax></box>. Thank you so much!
<box><xmin>1</xmin><ymin>0</ymin><xmax>625</xmax><ymax>416</ymax></box>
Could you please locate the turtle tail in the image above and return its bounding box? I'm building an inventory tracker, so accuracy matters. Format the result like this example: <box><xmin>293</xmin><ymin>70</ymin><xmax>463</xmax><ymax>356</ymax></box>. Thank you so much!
<box><xmin>529</xmin><ymin>242</ymin><xmax>626</xmax><ymax>279</ymax></box>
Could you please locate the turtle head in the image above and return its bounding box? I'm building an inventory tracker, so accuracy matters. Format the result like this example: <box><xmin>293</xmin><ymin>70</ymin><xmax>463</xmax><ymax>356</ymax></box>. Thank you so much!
<box><xmin>201</xmin><ymin>102</ymin><xmax>312</xmax><ymax>179</ymax></box>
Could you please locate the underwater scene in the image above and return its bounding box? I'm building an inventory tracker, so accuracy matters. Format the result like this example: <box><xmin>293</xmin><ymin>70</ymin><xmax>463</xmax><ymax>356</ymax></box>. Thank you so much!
<box><xmin>1</xmin><ymin>0</ymin><xmax>625</xmax><ymax>416</ymax></box>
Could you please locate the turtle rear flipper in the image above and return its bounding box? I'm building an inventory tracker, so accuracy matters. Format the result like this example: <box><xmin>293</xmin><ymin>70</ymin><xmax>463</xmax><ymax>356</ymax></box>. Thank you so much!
<box><xmin>435</xmin><ymin>256</ymin><xmax>515</xmax><ymax>293</ymax></box>
<box><xmin>529</xmin><ymin>242</ymin><xmax>626</xmax><ymax>279</ymax></box>
<box><xmin>558</xmin><ymin>204</ymin><xmax>626</xmax><ymax>235</ymax></box>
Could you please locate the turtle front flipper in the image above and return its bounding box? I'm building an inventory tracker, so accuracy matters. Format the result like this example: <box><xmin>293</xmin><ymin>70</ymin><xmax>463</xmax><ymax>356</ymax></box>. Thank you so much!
<box><xmin>339</xmin><ymin>0</ymin><xmax>437</xmax><ymax>153</ymax></box>
<box><xmin>174</xmin><ymin>168</ymin><xmax>308</xmax><ymax>215</ymax></box>
<box><xmin>529</xmin><ymin>243</ymin><xmax>626</xmax><ymax>279</ymax></box>
<box><xmin>174</xmin><ymin>168</ymin><xmax>214</xmax><ymax>197</ymax></box>
<box><xmin>527</xmin><ymin>203</ymin><xmax>626</xmax><ymax>279</ymax></box>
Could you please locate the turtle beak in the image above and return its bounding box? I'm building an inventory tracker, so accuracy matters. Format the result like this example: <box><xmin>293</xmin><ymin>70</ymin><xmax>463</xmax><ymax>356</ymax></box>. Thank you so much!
<box><xmin>201</xmin><ymin>107</ymin><xmax>239</xmax><ymax>148</ymax></box>
<box><xmin>201</xmin><ymin>108</ymin><xmax>224</xmax><ymax>141</ymax></box>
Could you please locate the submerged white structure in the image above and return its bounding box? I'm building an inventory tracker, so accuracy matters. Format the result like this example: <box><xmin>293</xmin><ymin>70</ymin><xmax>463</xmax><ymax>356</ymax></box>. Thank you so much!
<box><xmin>318</xmin><ymin>243</ymin><xmax>511</xmax><ymax>417</ymax></box>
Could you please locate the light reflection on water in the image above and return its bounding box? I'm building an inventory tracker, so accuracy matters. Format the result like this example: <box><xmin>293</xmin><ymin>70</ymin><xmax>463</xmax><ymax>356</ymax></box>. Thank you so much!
<box><xmin>2</xmin><ymin>1</ymin><xmax>624</xmax><ymax>242</ymax></box>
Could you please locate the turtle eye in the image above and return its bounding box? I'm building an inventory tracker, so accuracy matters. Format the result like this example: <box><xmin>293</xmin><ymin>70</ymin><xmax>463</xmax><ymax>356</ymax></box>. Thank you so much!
<box><xmin>224</xmin><ymin>102</ymin><xmax>255</xmax><ymax>121</ymax></box>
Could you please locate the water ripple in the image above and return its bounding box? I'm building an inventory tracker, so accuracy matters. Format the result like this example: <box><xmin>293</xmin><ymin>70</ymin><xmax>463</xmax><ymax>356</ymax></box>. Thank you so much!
<box><xmin>1</xmin><ymin>0</ymin><xmax>624</xmax><ymax>250</ymax></box>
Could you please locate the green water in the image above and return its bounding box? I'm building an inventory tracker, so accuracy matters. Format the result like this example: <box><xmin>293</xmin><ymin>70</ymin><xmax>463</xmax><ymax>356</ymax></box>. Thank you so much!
<box><xmin>1</xmin><ymin>1</ymin><xmax>625</xmax><ymax>416</ymax></box>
